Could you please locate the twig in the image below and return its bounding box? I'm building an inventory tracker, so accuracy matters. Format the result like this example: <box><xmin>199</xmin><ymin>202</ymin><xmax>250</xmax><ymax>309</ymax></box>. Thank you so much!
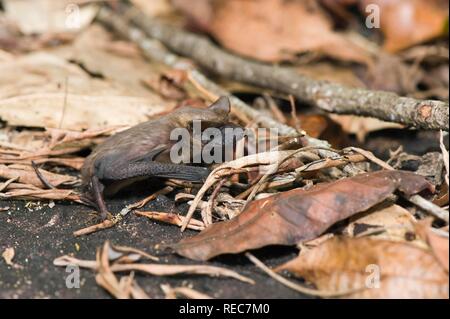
<box><xmin>160</xmin><ymin>284</ymin><xmax>213</xmax><ymax>299</ymax></box>
<box><xmin>135</xmin><ymin>211</ymin><xmax>205</xmax><ymax>231</ymax></box>
<box><xmin>180</xmin><ymin>150</ymin><xmax>305</xmax><ymax>231</ymax></box>
<box><xmin>117</xmin><ymin>5</ymin><xmax>448</xmax><ymax>131</ymax></box>
<box><xmin>439</xmin><ymin>130</ymin><xmax>449</xmax><ymax>186</ymax></box>
<box><xmin>345</xmin><ymin>147</ymin><xmax>394</xmax><ymax>170</ymax></box>
<box><xmin>204</xmin><ymin>178</ymin><xmax>226</xmax><ymax>226</ymax></box>
<box><xmin>408</xmin><ymin>195</ymin><xmax>449</xmax><ymax>224</ymax></box>
<box><xmin>0</xmin><ymin>176</ymin><xmax>19</xmax><ymax>192</ymax></box>
<box><xmin>73</xmin><ymin>219</ymin><xmax>116</xmax><ymax>237</ymax></box>
<box><xmin>73</xmin><ymin>186</ymin><xmax>174</xmax><ymax>236</ymax></box>
<box><xmin>262</xmin><ymin>94</ymin><xmax>287</xmax><ymax>124</ymax></box>
<box><xmin>289</xmin><ymin>95</ymin><xmax>301</xmax><ymax>132</ymax></box>
<box><xmin>58</xmin><ymin>76</ymin><xmax>69</xmax><ymax>129</ymax></box>
<box><xmin>31</xmin><ymin>161</ymin><xmax>56</xmax><ymax>189</ymax></box>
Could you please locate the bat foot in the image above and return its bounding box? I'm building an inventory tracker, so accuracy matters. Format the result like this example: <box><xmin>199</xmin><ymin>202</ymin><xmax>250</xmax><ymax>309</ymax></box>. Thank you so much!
<box><xmin>99</xmin><ymin>209</ymin><xmax>113</xmax><ymax>222</ymax></box>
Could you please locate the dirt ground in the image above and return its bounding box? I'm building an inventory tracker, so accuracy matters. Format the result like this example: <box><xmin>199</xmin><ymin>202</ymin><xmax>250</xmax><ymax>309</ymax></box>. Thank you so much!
<box><xmin>0</xmin><ymin>190</ymin><xmax>305</xmax><ymax>299</ymax></box>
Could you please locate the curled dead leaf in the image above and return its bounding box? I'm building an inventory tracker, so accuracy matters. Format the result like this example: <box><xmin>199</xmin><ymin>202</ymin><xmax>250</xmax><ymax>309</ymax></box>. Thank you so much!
<box><xmin>277</xmin><ymin>237</ymin><xmax>449</xmax><ymax>298</ymax></box>
<box><xmin>172</xmin><ymin>170</ymin><xmax>433</xmax><ymax>260</ymax></box>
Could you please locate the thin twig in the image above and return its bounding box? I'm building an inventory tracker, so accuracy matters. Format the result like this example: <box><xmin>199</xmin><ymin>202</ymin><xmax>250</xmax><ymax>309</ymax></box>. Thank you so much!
<box><xmin>204</xmin><ymin>178</ymin><xmax>226</xmax><ymax>226</ymax></box>
<box><xmin>289</xmin><ymin>95</ymin><xmax>301</xmax><ymax>132</ymax></box>
<box><xmin>31</xmin><ymin>161</ymin><xmax>56</xmax><ymax>189</ymax></box>
<box><xmin>409</xmin><ymin>195</ymin><xmax>449</xmax><ymax>223</ymax></box>
<box><xmin>58</xmin><ymin>76</ymin><xmax>69</xmax><ymax>129</ymax></box>
<box><xmin>439</xmin><ymin>130</ymin><xmax>449</xmax><ymax>186</ymax></box>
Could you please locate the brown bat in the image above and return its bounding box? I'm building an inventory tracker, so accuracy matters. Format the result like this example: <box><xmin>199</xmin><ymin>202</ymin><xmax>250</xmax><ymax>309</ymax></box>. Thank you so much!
<box><xmin>81</xmin><ymin>96</ymin><xmax>233</xmax><ymax>219</ymax></box>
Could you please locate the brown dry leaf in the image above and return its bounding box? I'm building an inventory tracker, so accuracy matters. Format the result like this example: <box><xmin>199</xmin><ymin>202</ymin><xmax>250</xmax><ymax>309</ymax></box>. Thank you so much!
<box><xmin>174</xmin><ymin>0</ymin><xmax>372</xmax><ymax>64</ymax></box>
<box><xmin>296</xmin><ymin>114</ymin><xmax>351</xmax><ymax>149</ymax></box>
<box><xmin>142</xmin><ymin>70</ymin><xmax>188</xmax><ymax>101</ymax></box>
<box><xmin>46</xmin><ymin>126</ymin><xmax>126</xmax><ymax>149</ymax></box>
<box><xmin>0</xmin><ymin>51</ymin><xmax>174</xmax><ymax>130</ymax></box>
<box><xmin>0</xmin><ymin>93</ymin><xmax>171</xmax><ymax>131</ymax></box>
<box><xmin>415</xmin><ymin>219</ymin><xmax>449</xmax><ymax>272</ymax></box>
<box><xmin>277</xmin><ymin>237</ymin><xmax>449</xmax><ymax>298</ymax></box>
<box><xmin>426</xmin><ymin>230</ymin><xmax>450</xmax><ymax>272</ymax></box>
<box><xmin>344</xmin><ymin>204</ymin><xmax>427</xmax><ymax>247</ymax></box>
<box><xmin>0</xmin><ymin>156</ymin><xmax>85</xmax><ymax>171</ymax></box>
<box><xmin>0</xmin><ymin>163</ymin><xmax>77</xmax><ymax>188</ymax></box>
<box><xmin>3</xmin><ymin>130</ymin><xmax>47</xmax><ymax>152</ymax></box>
<box><xmin>360</xmin><ymin>0</ymin><xmax>448</xmax><ymax>52</ymax></box>
<box><xmin>364</xmin><ymin>53</ymin><xmax>423</xmax><ymax>95</ymax></box>
<box><xmin>0</xmin><ymin>187</ymin><xmax>78</xmax><ymax>201</ymax></box>
<box><xmin>3</xmin><ymin>0</ymin><xmax>98</xmax><ymax>35</ymax></box>
<box><xmin>329</xmin><ymin>114</ymin><xmax>404</xmax><ymax>142</ymax></box>
<box><xmin>171</xmin><ymin>170</ymin><xmax>433</xmax><ymax>261</ymax></box>
<box><xmin>53</xmin><ymin>25</ymin><xmax>170</xmax><ymax>98</ymax></box>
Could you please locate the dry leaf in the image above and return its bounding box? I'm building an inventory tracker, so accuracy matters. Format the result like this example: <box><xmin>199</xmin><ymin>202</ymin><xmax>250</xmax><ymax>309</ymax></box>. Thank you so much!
<box><xmin>1</xmin><ymin>189</ymin><xmax>77</xmax><ymax>201</ymax></box>
<box><xmin>3</xmin><ymin>0</ymin><xmax>98</xmax><ymax>35</ymax></box>
<box><xmin>0</xmin><ymin>93</ymin><xmax>170</xmax><ymax>130</ymax></box>
<box><xmin>172</xmin><ymin>170</ymin><xmax>433</xmax><ymax>260</ymax></box>
<box><xmin>0</xmin><ymin>163</ymin><xmax>77</xmax><ymax>188</ymax></box>
<box><xmin>0</xmin><ymin>51</ymin><xmax>174</xmax><ymax>130</ymax></box>
<box><xmin>360</xmin><ymin>0</ymin><xmax>449</xmax><ymax>52</ymax></box>
<box><xmin>142</xmin><ymin>70</ymin><xmax>188</xmax><ymax>101</ymax></box>
<box><xmin>174</xmin><ymin>0</ymin><xmax>372</xmax><ymax>64</ymax></box>
<box><xmin>329</xmin><ymin>114</ymin><xmax>403</xmax><ymax>142</ymax></box>
<box><xmin>131</xmin><ymin>0</ymin><xmax>173</xmax><ymax>17</ymax></box>
<box><xmin>426</xmin><ymin>230</ymin><xmax>450</xmax><ymax>272</ymax></box>
<box><xmin>415</xmin><ymin>219</ymin><xmax>449</xmax><ymax>272</ymax></box>
<box><xmin>277</xmin><ymin>237</ymin><xmax>449</xmax><ymax>298</ymax></box>
<box><xmin>0</xmin><ymin>183</ymin><xmax>78</xmax><ymax>201</ymax></box>
<box><xmin>56</xmin><ymin>25</ymin><xmax>171</xmax><ymax>98</ymax></box>
<box><xmin>345</xmin><ymin>204</ymin><xmax>425</xmax><ymax>247</ymax></box>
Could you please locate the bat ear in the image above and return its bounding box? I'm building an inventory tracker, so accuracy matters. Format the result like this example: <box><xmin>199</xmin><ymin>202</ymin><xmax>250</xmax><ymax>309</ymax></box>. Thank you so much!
<box><xmin>208</xmin><ymin>96</ymin><xmax>230</xmax><ymax>115</ymax></box>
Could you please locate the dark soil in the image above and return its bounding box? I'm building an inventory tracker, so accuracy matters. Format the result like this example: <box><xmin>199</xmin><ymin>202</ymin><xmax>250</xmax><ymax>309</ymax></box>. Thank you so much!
<box><xmin>0</xmin><ymin>193</ymin><xmax>305</xmax><ymax>299</ymax></box>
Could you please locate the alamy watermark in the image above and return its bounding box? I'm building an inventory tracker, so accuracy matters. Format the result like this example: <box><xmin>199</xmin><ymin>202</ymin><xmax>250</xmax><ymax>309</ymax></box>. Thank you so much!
<box><xmin>65</xmin><ymin>264</ymin><xmax>80</xmax><ymax>289</ymax></box>
<box><xmin>365</xmin><ymin>264</ymin><xmax>381</xmax><ymax>289</ymax></box>
<box><xmin>365</xmin><ymin>4</ymin><xmax>381</xmax><ymax>29</ymax></box>
<box><xmin>65</xmin><ymin>3</ymin><xmax>81</xmax><ymax>30</ymax></box>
